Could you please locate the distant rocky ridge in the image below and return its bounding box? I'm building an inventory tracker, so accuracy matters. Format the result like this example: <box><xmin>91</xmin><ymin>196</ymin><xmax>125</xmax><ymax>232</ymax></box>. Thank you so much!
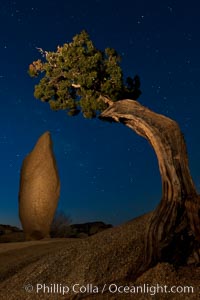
<box><xmin>0</xmin><ymin>221</ymin><xmax>112</xmax><ymax>242</ymax></box>
<box><xmin>68</xmin><ymin>221</ymin><xmax>112</xmax><ymax>238</ymax></box>
<box><xmin>0</xmin><ymin>224</ymin><xmax>22</xmax><ymax>235</ymax></box>
<box><xmin>0</xmin><ymin>225</ymin><xmax>23</xmax><ymax>243</ymax></box>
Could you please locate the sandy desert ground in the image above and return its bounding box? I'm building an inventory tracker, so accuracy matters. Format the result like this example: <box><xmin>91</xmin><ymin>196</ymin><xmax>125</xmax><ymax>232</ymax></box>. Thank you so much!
<box><xmin>0</xmin><ymin>213</ymin><xmax>199</xmax><ymax>299</ymax></box>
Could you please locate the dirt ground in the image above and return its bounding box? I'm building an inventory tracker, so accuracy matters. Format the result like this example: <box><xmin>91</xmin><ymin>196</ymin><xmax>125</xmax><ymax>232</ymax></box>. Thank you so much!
<box><xmin>0</xmin><ymin>214</ymin><xmax>199</xmax><ymax>300</ymax></box>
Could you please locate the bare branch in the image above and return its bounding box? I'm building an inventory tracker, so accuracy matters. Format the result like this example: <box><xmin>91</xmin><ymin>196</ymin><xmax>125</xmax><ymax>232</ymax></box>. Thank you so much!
<box><xmin>71</xmin><ymin>83</ymin><xmax>81</xmax><ymax>88</ymax></box>
<box><xmin>36</xmin><ymin>47</ymin><xmax>48</xmax><ymax>58</ymax></box>
<box><xmin>98</xmin><ymin>95</ymin><xmax>113</xmax><ymax>106</ymax></box>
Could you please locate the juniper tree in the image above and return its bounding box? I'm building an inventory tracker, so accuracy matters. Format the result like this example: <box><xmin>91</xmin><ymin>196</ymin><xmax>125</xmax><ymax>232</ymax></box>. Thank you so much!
<box><xmin>29</xmin><ymin>30</ymin><xmax>141</xmax><ymax>118</ymax></box>
<box><xmin>29</xmin><ymin>31</ymin><xmax>200</xmax><ymax>277</ymax></box>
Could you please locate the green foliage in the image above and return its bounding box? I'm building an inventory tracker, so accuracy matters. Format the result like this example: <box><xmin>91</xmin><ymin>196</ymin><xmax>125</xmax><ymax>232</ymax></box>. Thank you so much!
<box><xmin>29</xmin><ymin>30</ymin><xmax>141</xmax><ymax>118</ymax></box>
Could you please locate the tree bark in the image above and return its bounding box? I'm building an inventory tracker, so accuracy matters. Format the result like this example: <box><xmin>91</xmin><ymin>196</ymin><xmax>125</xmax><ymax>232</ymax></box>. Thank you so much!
<box><xmin>99</xmin><ymin>99</ymin><xmax>200</xmax><ymax>274</ymax></box>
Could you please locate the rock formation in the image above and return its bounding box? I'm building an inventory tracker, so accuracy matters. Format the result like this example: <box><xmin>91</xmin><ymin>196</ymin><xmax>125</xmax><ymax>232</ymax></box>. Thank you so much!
<box><xmin>0</xmin><ymin>225</ymin><xmax>23</xmax><ymax>243</ymax></box>
<box><xmin>69</xmin><ymin>221</ymin><xmax>112</xmax><ymax>238</ymax></box>
<box><xmin>19</xmin><ymin>132</ymin><xmax>60</xmax><ymax>240</ymax></box>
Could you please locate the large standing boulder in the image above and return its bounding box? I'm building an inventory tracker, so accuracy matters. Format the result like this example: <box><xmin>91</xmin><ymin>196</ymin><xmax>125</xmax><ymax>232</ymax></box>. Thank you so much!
<box><xmin>18</xmin><ymin>131</ymin><xmax>60</xmax><ymax>240</ymax></box>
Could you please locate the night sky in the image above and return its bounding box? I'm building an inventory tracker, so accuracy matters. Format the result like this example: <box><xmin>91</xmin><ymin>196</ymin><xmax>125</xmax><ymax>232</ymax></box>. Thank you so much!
<box><xmin>1</xmin><ymin>0</ymin><xmax>200</xmax><ymax>228</ymax></box>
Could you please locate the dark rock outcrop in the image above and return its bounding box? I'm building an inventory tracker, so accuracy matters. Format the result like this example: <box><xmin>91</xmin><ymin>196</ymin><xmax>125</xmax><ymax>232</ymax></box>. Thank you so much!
<box><xmin>69</xmin><ymin>221</ymin><xmax>112</xmax><ymax>238</ymax></box>
<box><xmin>0</xmin><ymin>224</ymin><xmax>21</xmax><ymax>235</ymax></box>
<box><xmin>0</xmin><ymin>225</ymin><xmax>23</xmax><ymax>243</ymax></box>
<box><xmin>18</xmin><ymin>132</ymin><xmax>60</xmax><ymax>240</ymax></box>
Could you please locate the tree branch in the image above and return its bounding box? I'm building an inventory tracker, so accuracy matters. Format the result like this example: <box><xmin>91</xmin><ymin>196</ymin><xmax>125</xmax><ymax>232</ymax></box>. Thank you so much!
<box><xmin>71</xmin><ymin>83</ymin><xmax>81</xmax><ymax>88</ymax></box>
<box><xmin>97</xmin><ymin>95</ymin><xmax>113</xmax><ymax>106</ymax></box>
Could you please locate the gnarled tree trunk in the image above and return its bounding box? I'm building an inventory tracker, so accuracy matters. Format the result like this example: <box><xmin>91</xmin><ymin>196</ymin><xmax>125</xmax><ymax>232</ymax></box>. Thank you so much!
<box><xmin>100</xmin><ymin>99</ymin><xmax>200</xmax><ymax>275</ymax></box>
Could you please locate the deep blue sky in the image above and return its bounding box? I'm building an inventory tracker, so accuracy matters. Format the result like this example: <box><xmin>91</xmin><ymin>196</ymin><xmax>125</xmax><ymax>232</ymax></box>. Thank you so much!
<box><xmin>1</xmin><ymin>0</ymin><xmax>200</xmax><ymax>227</ymax></box>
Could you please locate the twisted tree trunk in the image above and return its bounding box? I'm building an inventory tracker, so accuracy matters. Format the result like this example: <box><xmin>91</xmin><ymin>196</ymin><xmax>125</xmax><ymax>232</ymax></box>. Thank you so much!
<box><xmin>100</xmin><ymin>99</ymin><xmax>200</xmax><ymax>274</ymax></box>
